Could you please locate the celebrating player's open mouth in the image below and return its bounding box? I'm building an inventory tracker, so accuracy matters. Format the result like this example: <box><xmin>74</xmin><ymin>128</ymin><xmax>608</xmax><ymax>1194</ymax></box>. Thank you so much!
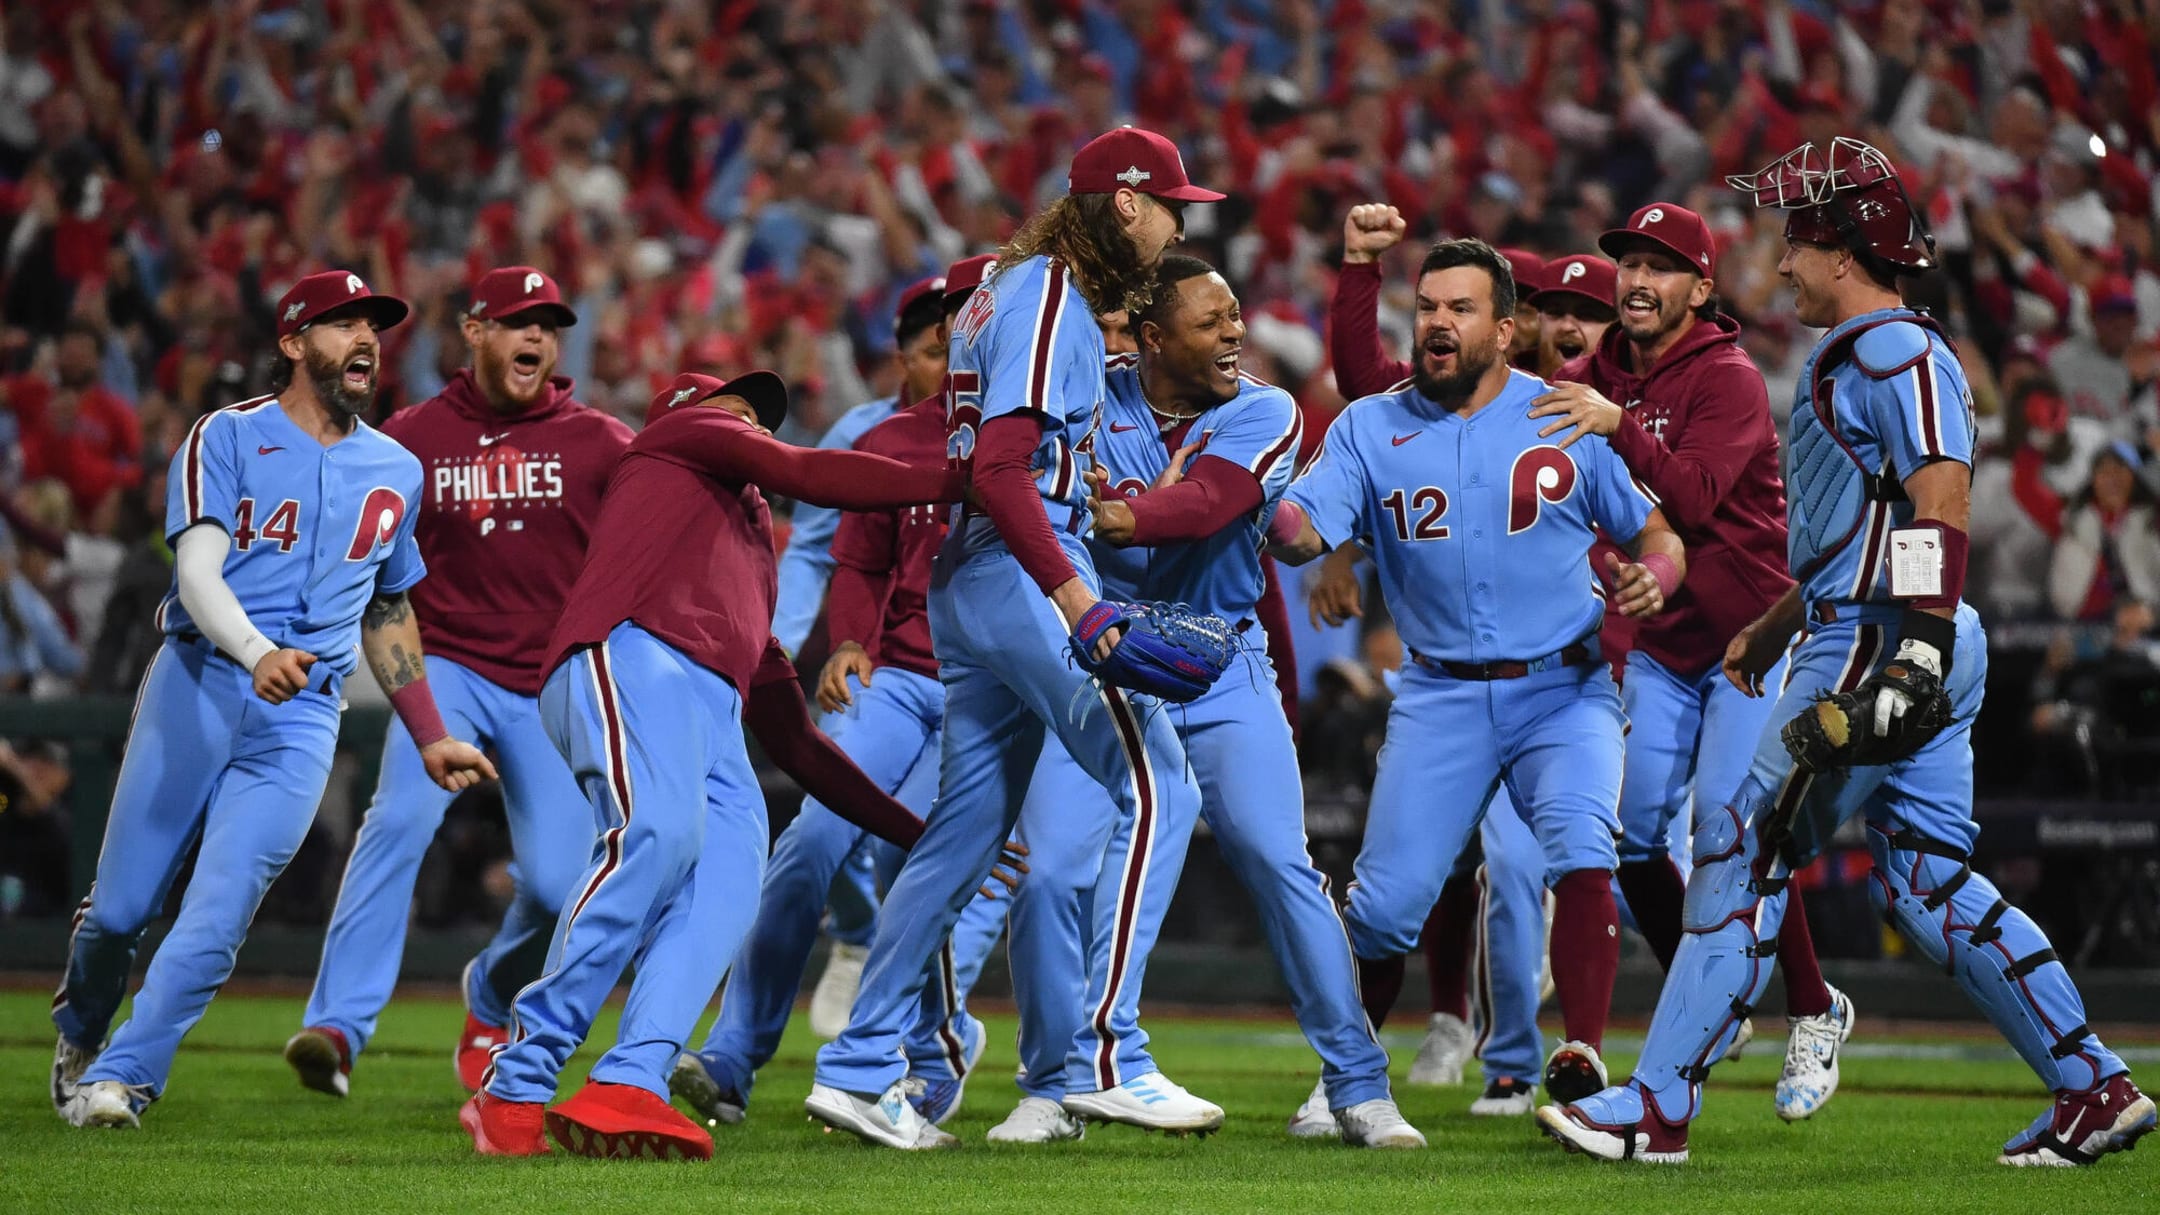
<box><xmin>1620</xmin><ymin>290</ymin><xmax>1660</xmax><ymax>326</ymax></box>
<box><xmin>1209</xmin><ymin>345</ymin><xmax>1241</xmax><ymax>386</ymax></box>
<box><xmin>1420</xmin><ymin>335</ymin><xmax>1457</xmax><ymax>372</ymax></box>
<box><xmin>342</xmin><ymin>353</ymin><xmax>375</xmax><ymax>392</ymax></box>
<box><xmin>506</xmin><ymin>349</ymin><xmax>545</xmax><ymax>394</ymax></box>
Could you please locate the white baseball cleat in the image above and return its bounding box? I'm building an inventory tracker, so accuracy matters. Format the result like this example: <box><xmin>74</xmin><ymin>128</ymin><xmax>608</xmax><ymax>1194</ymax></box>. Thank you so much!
<box><xmin>64</xmin><ymin>1080</ymin><xmax>148</xmax><ymax>1129</ymax></box>
<box><xmin>669</xmin><ymin>1052</ymin><xmax>747</xmax><ymax>1126</ymax></box>
<box><xmin>804</xmin><ymin>1081</ymin><xmax>952</xmax><ymax>1150</ymax></box>
<box><xmin>808</xmin><ymin>942</ymin><xmax>868</xmax><ymax>1041</ymax></box>
<box><xmin>1776</xmin><ymin>986</ymin><xmax>1854</xmax><ymax>1122</ymax></box>
<box><xmin>985</xmin><ymin>1096</ymin><xmax>1086</xmax><ymax>1144</ymax></box>
<box><xmin>52</xmin><ymin>1036</ymin><xmax>99</xmax><ymax>1116</ymax></box>
<box><xmin>1469</xmin><ymin>1076</ymin><xmax>1537</xmax><ymax>1117</ymax></box>
<box><xmin>1063</xmin><ymin>1071</ymin><xmax>1224</xmax><ymax>1134</ymax></box>
<box><xmin>1286</xmin><ymin>1079</ymin><xmax>1339</xmax><ymax>1139</ymax></box>
<box><xmin>1406</xmin><ymin>1012</ymin><xmax>1472</xmax><ymax>1086</ymax></box>
<box><xmin>1722</xmin><ymin>1015</ymin><xmax>1756</xmax><ymax>1063</ymax></box>
<box><xmin>1338</xmin><ymin>1098</ymin><xmax>1426</xmax><ymax>1148</ymax></box>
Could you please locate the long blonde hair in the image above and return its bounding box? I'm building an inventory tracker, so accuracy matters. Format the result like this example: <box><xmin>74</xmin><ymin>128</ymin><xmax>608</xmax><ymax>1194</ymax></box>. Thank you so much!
<box><xmin>994</xmin><ymin>193</ymin><xmax>1157</xmax><ymax>316</ymax></box>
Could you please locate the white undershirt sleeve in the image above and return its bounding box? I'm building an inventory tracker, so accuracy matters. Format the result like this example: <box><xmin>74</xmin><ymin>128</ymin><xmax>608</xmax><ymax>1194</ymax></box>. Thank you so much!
<box><xmin>173</xmin><ymin>522</ymin><xmax>280</xmax><ymax>673</ymax></box>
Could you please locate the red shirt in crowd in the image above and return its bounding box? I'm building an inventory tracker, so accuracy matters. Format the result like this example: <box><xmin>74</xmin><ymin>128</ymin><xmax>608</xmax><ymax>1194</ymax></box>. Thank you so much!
<box><xmin>380</xmin><ymin>369</ymin><xmax>633</xmax><ymax>696</ymax></box>
<box><xmin>5</xmin><ymin>375</ymin><xmax>142</xmax><ymax>516</ymax></box>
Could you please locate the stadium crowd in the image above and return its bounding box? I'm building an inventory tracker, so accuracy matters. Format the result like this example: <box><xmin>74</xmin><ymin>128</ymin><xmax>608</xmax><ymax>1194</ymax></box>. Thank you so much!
<box><xmin>2</xmin><ymin>0</ymin><xmax>2158</xmax><ymax>830</ymax></box>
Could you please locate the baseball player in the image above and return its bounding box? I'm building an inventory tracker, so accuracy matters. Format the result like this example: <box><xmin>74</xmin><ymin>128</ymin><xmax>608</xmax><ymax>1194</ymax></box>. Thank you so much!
<box><xmin>1528</xmin><ymin>255</ymin><xmax>1618</xmax><ymax>374</ymax></box>
<box><xmin>767</xmin><ymin>263</ymin><xmax>989</xmax><ymax>1039</ymax></box>
<box><xmin>1526</xmin><ymin>206</ymin><xmax>1853</xmax><ymax>1123</ymax></box>
<box><xmin>286</xmin><ymin>267</ymin><xmax>632</xmax><ymax>1099</ymax></box>
<box><xmin>808</xmin><ymin>126</ymin><xmax>1223</xmax><ymax>1149</ymax></box>
<box><xmin>1270</xmin><ymin>238</ymin><xmax>1686</xmax><ymax>1109</ymax></box>
<box><xmin>1324</xmin><ymin>210</ymin><xmax>1557</xmax><ymax>1116</ymax></box>
<box><xmin>56</xmin><ymin>272</ymin><xmax>497</xmax><ymax>1128</ymax></box>
<box><xmin>983</xmin><ymin>255</ymin><xmax>1418</xmax><ymax>1148</ymax></box>
<box><xmin>672</xmin><ymin>258</ymin><xmax>1019</xmax><ymax>1129</ymax></box>
<box><xmin>1539</xmin><ymin>137</ymin><xmax>2153</xmax><ymax>1168</ymax></box>
<box><xmin>458</xmin><ymin>371</ymin><xmax>957</xmax><ymax>1160</ymax></box>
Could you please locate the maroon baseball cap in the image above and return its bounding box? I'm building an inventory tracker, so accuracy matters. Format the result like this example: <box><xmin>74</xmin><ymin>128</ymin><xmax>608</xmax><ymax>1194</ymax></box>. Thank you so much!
<box><xmin>276</xmin><ymin>270</ymin><xmax>409</xmax><ymax>337</ymax></box>
<box><xmin>1529</xmin><ymin>254</ymin><xmax>1619</xmax><ymax>312</ymax></box>
<box><xmin>1498</xmin><ymin>248</ymin><xmax>1547</xmax><ymax>300</ymax></box>
<box><xmin>895</xmin><ymin>274</ymin><xmax>946</xmax><ymax>337</ymax></box>
<box><xmin>2093</xmin><ymin>274</ymin><xmax>2139</xmax><ymax>314</ymax></box>
<box><xmin>647</xmin><ymin>369</ymin><xmax>789</xmax><ymax>432</ymax></box>
<box><xmin>1068</xmin><ymin>127</ymin><xmax>1224</xmax><ymax>202</ymax></box>
<box><xmin>1601</xmin><ymin>203</ymin><xmax>1717</xmax><ymax>276</ymax></box>
<box><xmin>944</xmin><ymin>253</ymin><xmax>999</xmax><ymax>307</ymax></box>
<box><xmin>469</xmin><ymin>266</ymin><xmax>578</xmax><ymax>328</ymax></box>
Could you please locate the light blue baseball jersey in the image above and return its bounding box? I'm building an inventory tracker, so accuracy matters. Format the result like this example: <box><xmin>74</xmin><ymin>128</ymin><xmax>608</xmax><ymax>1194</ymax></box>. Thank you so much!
<box><xmin>1784</xmin><ymin>307</ymin><xmax>1975</xmax><ymax>607</ymax></box>
<box><xmin>1286</xmin><ymin>370</ymin><xmax>1656</xmax><ymax>664</ymax></box>
<box><xmin>943</xmin><ymin>254</ymin><xmax>1106</xmax><ymax>563</ymax></box>
<box><xmin>772</xmin><ymin>393</ymin><xmax>900</xmax><ymax>653</ymax></box>
<box><xmin>1086</xmin><ymin>355</ymin><xmax>1302</xmax><ymax>622</ymax></box>
<box><xmin>158</xmin><ymin>396</ymin><xmax>426</xmax><ymax>677</ymax></box>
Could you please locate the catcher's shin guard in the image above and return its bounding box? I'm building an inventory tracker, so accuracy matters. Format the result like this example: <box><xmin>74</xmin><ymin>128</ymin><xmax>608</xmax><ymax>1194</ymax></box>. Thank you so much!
<box><xmin>1631</xmin><ymin>796</ymin><xmax>1790</xmax><ymax>1119</ymax></box>
<box><xmin>1866</xmin><ymin>826</ymin><xmax>2125</xmax><ymax>1093</ymax></box>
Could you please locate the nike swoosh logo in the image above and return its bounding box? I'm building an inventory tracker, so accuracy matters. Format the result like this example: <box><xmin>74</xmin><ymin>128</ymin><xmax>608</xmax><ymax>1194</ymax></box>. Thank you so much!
<box><xmin>1391</xmin><ymin>432</ymin><xmax>1421</xmax><ymax>446</ymax></box>
<box><xmin>1110</xmin><ymin>423</ymin><xmax>1139</xmax><ymax>433</ymax></box>
<box><xmin>257</xmin><ymin>446</ymin><xmax>284</xmax><ymax>455</ymax></box>
<box><xmin>478</xmin><ymin>432</ymin><xmax>512</xmax><ymax>446</ymax></box>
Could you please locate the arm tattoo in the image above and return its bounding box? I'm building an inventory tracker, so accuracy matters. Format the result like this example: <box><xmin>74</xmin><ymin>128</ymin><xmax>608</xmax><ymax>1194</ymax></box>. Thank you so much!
<box><xmin>363</xmin><ymin>592</ymin><xmax>412</xmax><ymax>630</ymax></box>
<box><xmin>383</xmin><ymin>643</ymin><xmax>426</xmax><ymax>691</ymax></box>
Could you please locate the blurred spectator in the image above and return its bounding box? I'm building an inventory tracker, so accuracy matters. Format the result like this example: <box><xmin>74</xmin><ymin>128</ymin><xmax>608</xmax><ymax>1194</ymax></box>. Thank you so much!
<box><xmin>0</xmin><ymin>737</ymin><xmax>73</xmax><ymax>918</ymax></box>
<box><xmin>2046</xmin><ymin>441</ymin><xmax>2160</xmax><ymax>622</ymax></box>
<box><xmin>2029</xmin><ymin>600</ymin><xmax>2160</xmax><ymax>797</ymax></box>
<box><xmin>0</xmin><ymin>522</ymin><xmax>82</xmax><ymax>694</ymax></box>
<box><xmin>3</xmin><ymin>321</ymin><xmax>141</xmax><ymax>518</ymax></box>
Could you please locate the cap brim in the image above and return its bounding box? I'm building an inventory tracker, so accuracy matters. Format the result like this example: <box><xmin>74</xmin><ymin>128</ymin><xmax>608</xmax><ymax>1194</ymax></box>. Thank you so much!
<box><xmin>494</xmin><ymin>302</ymin><xmax>579</xmax><ymax>328</ymax></box>
<box><xmin>1155</xmin><ymin>184</ymin><xmax>1226</xmax><ymax>203</ymax></box>
<box><xmin>721</xmin><ymin>369</ymin><xmax>790</xmax><ymax>432</ymax></box>
<box><xmin>1597</xmin><ymin>229</ymin><xmax>1706</xmax><ymax>274</ymax></box>
<box><xmin>316</xmin><ymin>295</ymin><xmax>412</xmax><ymax>332</ymax></box>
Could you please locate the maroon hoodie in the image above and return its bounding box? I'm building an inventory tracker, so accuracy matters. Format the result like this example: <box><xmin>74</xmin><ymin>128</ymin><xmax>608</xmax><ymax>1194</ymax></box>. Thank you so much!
<box><xmin>1556</xmin><ymin>314</ymin><xmax>1791</xmax><ymax>679</ymax></box>
<box><xmin>381</xmin><ymin>369</ymin><xmax>634</xmax><ymax>695</ymax></box>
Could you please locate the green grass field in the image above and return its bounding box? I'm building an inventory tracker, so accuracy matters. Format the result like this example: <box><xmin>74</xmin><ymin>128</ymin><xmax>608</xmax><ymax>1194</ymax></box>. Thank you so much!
<box><xmin>3</xmin><ymin>989</ymin><xmax>2154</xmax><ymax>1212</ymax></box>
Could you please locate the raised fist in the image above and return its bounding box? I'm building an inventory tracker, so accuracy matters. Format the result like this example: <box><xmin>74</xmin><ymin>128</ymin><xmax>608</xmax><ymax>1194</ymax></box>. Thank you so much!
<box><xmin>1342</xmin><ymin>204</ymin><xmax>1408</xmax><ymax>265</ymax></box>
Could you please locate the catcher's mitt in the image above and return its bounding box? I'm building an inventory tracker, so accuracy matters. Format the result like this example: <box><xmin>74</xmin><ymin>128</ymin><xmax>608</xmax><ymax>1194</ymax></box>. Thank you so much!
<box><xmin>1781</xmin><ymin>658</ymin><xmax>1952</xmax><ymax>772</ymax></box>
<box><xmin>1069</xmin><ymin>600</ymin><xmax>1236</xmax><ymax>703</ymax></box>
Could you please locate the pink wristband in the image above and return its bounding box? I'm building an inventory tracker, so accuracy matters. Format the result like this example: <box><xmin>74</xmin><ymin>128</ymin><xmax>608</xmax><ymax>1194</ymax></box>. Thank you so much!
<box><xmin>1640</xmin><ymin>552</ymin><xmax>1681</xmax><ymax>599</ymax></box>
<box><xmin>388</xmin><ymin>679</ymin><xmax>450</xmax><ymax>748</ymax></box>
<box><xmin>1267</xmin><ymin>500</ymin><xmax>1309</xmax><ymax>547</ymax></box>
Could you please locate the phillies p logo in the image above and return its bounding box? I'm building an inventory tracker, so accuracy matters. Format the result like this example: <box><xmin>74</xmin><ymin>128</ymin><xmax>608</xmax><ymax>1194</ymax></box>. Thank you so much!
<box><xmin>345</xmin><ymin>487</ymin><xmax>409</xmax><ymax>560</ymax></box>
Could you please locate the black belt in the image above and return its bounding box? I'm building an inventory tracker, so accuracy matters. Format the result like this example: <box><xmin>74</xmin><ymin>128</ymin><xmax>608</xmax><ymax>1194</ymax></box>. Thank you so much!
<box><xmin>1411</xmin><ymin>642</ymin><xmax>1594</xmax><ymax>682</ymax></box>
<box><xmin>173</xmin><ymin>631</ymin><xmax>340</xmax><ymax>694</ymax></box>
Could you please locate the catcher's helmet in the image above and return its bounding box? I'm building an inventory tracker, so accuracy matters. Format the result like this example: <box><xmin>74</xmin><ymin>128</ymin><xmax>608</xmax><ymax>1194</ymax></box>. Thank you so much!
<box><xmin>1727</xmin><ymin>137</ymin><xmax>1936</xmax><ymax>274</ymax></box>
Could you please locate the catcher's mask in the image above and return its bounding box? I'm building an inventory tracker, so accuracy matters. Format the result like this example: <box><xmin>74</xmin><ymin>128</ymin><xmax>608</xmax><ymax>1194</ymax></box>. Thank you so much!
<box><xmin>1727</xmin><ymin>136</ymin><xmax>1936</xmax><ymax>275</ymax></box>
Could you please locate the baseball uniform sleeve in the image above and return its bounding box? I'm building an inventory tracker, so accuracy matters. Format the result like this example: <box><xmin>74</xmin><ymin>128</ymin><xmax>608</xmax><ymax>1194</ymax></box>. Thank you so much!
<box><xmin>1328</xmin><ymin>262</ymin><xmax>1412</xmax><ymax>400</ymax></box>
<box><xmin>165</xmin><ymin>410</ymin><xmax>244</xmax><ymax>543</ymax></box>
<box><xmin>1867</xmin><ymin>341</ymin><xmax>1977</xmax><ymax>475</ymax></box>
<box><xmin>375</xmin><ymin>477</ymin><xmax>428</xmax><ymax>595</ymax></box>
<box><xmin>977</xmin><ymin>260</ymin><xmax>1086</xmax><ymax>426</ymax></box>
<box><xmin>1580</xmin><ymin>437</ymin><xmax>1657</xmax><ymax>546</ymax></box>
<box><xmin>1283</xmin><ymin>416</ymin><xmax>1373</xmax><ymax>551</ymax></box>
<box><xmin>771</xmin><ymin>402</ymin><xmax>890</xmax><ymax>652</ymax></box>
<box><xmin>827</xmin><ymin>506</ymin><xmax>898</xmax><ymax>656</ymax></box>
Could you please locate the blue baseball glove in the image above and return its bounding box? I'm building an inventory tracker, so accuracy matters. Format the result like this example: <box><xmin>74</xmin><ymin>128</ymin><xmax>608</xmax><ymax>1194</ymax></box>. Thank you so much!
<box><xmin>1068</xmin><ymin>600</ymin><xmax>1236</xmax><ymax>703</ymax></box>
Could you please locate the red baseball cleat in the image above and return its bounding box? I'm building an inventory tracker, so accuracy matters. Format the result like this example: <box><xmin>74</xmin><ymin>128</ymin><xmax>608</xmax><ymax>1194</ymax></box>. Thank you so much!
<box><xmin>284</xmin><ymin>1026</ymin><xmax>353</xmax><ymax>1098</ymax></box>
<box><xmin>2000</xmin><ymin>1074</ymin><xmax>2157</xmax><ymax>1167</ymax></box>
<box><xmin>462</xmin><ymin>1092</ymin><xmax>550</xmax><ymax>1157</ymax></box>
<box><xmin>546</xmin><ymin>1080</ymin><xmax>714</xmax><ymax>1161</ymax></box>
<box><xmin>456</xmin><ymin>1011</ymin><xmax>506</xmax><ymax>1094</ymax></box>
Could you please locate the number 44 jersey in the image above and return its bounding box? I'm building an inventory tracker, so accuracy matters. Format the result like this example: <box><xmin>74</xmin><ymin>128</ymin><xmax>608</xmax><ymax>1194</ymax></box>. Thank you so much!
<box><xmin>1284</xmin><ymin>370</ymin><xmax>1658</xmax><ymax>666</ymax></box>
<box><xmin>158</xmin><ymin>395</ymin><xmax>426</xmax><ymax>678</ymax></box>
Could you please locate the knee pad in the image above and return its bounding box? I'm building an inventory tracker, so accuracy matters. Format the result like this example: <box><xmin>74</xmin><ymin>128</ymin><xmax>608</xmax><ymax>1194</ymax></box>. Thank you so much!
<box><xmin>1868</xmin><ymin>828</ymin><xmax>2118</xmax><ymax>1093</ymax></box>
